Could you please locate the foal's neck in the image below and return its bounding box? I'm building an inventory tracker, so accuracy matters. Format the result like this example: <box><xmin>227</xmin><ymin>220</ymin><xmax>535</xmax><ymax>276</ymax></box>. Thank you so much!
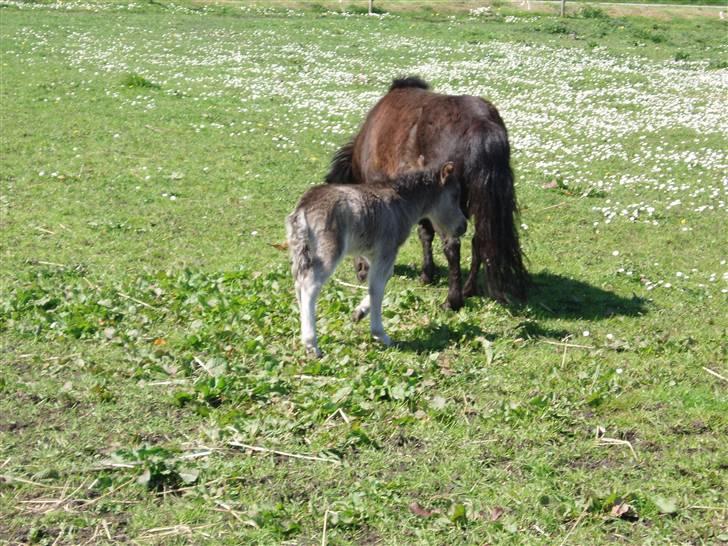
<box><xmin>388</xmin><ymin>172</ymin><xmax>440</xmax><ymax>220</ymax></box>
<box><xmin>391</xmin><ymin>170</ymin><xmax>438</xmax><ymax>195</ymax></box>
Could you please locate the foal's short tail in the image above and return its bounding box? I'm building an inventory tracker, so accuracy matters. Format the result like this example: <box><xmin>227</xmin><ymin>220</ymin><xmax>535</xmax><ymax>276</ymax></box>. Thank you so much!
<box><xmin>466</xmin><ymin>120</ymin><xmax>528</xmax><ymax>303</ymax></box>
<box><xmin>285</xmin><ymin>209</ymin><xmax>312</xmax><ymax>280</ymax></box>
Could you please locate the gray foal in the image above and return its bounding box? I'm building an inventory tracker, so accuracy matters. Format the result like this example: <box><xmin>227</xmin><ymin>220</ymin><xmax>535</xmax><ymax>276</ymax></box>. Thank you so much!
<box><xmin>286</xmin><ymin>163</ymin><xmax>467</xmax><ymax>357</ymax></box>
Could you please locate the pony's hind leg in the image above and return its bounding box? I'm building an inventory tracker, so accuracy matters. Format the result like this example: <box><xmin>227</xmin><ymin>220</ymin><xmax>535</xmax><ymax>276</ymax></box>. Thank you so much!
<box><xmin>463</xmin><ymin>234</ymin><xmax>483</xmax><ymax>298</ymax></box>
<box><xmin>367</xmin><ymin>257</ymin><xmax>395</xmax><ymax>346</ymax></box>
<box><xmin>353</xmin><ymin>256</ymin><xmax>370</xmax><ymax>282</ymax></box>
<box><xmin>442</xmin><ymin>236</ymin><xmax>464</xmax><ymax>311</ymax></box>
<box><xmin>418</xmin><ymin>219</ymin><xmax>436</xmax><ymax>284</ymax></box>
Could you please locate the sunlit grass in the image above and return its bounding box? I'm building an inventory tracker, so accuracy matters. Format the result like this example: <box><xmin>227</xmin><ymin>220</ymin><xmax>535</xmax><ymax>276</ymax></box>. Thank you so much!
<box><xmin>1</xmin><ymin>2</ymin><xmax>726</xmax><ymax>544</ymax></box>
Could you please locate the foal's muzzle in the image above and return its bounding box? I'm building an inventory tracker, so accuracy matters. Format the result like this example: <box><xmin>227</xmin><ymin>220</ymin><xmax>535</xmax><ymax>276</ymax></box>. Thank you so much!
<box><xmin>455</xmin><ymin>221</ymin><xmax>467</xmax><ymax>238</ymax></box>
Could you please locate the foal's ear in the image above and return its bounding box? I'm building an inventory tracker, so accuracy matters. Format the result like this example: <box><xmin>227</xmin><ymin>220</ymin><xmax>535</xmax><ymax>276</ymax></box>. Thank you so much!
<box><xmin>439</xmin><ymin>162</ymin><xmax>455</xmax><ymax>186</ymax></box>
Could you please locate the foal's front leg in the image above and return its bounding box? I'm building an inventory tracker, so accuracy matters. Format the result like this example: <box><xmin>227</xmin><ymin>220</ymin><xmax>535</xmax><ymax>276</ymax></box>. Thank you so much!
<box><xmin>442</xmin><ymin>236</ymin><xmax>464</xmax><ymax>311</ymax></box>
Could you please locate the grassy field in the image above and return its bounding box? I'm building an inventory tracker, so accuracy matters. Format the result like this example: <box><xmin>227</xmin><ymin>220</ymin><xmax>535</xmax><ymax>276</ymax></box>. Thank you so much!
<box><xmin>1</xmin><ymin>1</ymin><xmax>727</xmax><ymax>544</ymax></box>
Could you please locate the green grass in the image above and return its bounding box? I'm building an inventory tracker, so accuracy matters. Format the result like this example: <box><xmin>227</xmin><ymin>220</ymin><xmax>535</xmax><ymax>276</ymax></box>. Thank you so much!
<box><xmin>1</xmin><ymin>1</ymin><xmax>727</xmax><ymax>544</ymax></box>
<box><xmin>566</xmin><ymin>0</ymin><xmax>727</xmax><ymax>4</ymax></box>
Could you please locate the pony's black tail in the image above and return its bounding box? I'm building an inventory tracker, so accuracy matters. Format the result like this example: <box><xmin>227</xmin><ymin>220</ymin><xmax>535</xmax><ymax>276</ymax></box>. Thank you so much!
<box><xmin>324</xmin><ymin>140</ymin><xmax>356</xmax><ymax>184</ymax></box>
<box><xmin>465</xmin><ymin>120</ymin><xmax>528</xmax><ymax>303</ymax></box>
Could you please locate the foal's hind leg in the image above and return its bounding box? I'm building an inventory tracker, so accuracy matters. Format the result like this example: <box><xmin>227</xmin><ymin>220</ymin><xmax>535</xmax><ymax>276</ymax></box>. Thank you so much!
<box><xmin>442</xmin><ymin>236</ymin><xmax>464</xmax><ymax>311</ymax></box>
<box><xmin>367</xmin><ymin>257</ymin><xmax>395</xmax><ymax>346</ymax></box>
<box><xmin>463</xmin><ymin>234</ymin><xmax>483</xmax><ymax>298</ymax></box>
<box><xmin>352</xmin><ymin>293</ymin><xmax>370</xmax><ymax>323</ymax></box>
<box><xmin>418</xmin><ymin>219</ymin><xmax>436</xmax><ymax>284</ymax></box>
<box><xmin>298</xmin><ymin>276</ymin><xmax>324</xmax><ymax>357</ymax></box>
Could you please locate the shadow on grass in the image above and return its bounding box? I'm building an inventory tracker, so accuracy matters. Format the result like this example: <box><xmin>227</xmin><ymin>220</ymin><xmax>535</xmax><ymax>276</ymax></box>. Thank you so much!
<box><xmin>395</xmin><ymin>320</ymin><xmax>488</xmax><ymax>354</ymax></box>
<box><xmin>394</xmin><ymin>264</ymin><xmax>646</xmax><ymax>321</ymax></box>
<box><xmin>393</xmin><ymin>263</ymin><xmax>448</xmax><ymax>284</ymax></box>
<box><xmin>525</xmin><ymin>271</ymin><xmax>647</xmax><ymax>320</ymax></box>
<box><xmin>388</xmin><ymin>270</ymin><xmax>645</xmax><ymax>352</ymax></box>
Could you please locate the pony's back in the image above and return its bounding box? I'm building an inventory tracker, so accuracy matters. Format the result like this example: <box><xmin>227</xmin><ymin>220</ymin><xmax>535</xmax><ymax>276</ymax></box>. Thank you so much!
<box><xmin>324</xmin><ymin>76</ymin><xmax>528</xmax><ymax>303</ymax></box>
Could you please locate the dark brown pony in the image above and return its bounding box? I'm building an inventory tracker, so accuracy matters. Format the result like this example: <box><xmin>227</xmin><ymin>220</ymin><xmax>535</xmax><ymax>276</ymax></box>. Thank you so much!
<box><xmin>325</xmin><ymin>76</ymin><xmax>528</xmax><ymax>309</ymax></box>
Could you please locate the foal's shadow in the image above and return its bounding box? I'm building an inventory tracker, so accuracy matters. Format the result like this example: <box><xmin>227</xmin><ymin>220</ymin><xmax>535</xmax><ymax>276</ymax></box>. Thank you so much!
<box><xmin>393</xmin><ymin>263</ymin><xmax>449</xmax><ymax>285</ymax></box>
<box><xmin>395</xmin><ymin>321</ymin><xmax>488</xmax><ymax>354</ymax></box>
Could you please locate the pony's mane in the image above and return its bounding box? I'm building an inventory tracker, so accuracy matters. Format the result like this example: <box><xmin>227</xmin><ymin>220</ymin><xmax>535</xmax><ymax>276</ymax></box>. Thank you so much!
<box><xmin>389</xmin><ymin>76</ymin><xmax>430</xmax><ymax>91</ymax></box>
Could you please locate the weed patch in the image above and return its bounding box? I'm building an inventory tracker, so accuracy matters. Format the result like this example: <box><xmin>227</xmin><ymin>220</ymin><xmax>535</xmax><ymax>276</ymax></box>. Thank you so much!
<box><xmin>120</xmin><ymin>72</ymin><xmax>160</xmax><ymax>89</ymax></box>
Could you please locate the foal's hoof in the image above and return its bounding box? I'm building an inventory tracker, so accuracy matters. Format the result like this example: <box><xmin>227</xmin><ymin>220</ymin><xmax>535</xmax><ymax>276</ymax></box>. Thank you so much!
<box><xmin>305</xmin><ymin>344</ymin><xmax>323</xmax><ymax>358</ymax></box>
<box><xmin>372</xmin><ymin>332</ymin><xmax>393</xmax><ymax>347</ymax></box>
<box><xmin>352</xmin><ymin>307</ymin><xmax>368</xmax><ymax>323</ymax></box>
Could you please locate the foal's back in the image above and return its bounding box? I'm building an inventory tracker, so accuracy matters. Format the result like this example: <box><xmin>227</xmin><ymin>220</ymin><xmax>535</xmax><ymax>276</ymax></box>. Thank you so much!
<box><xmin>294</xmin><ymin>184</ymin><xmax>405</xmax><ymax>261</ymax></box>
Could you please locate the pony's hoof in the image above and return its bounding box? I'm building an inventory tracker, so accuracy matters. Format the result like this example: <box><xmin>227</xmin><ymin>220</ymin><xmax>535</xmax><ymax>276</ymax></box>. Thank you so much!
<box><xmin>373</xmin><ymin>333</ymin><xmax>392</xmax><ymax>346</ymax></box>
<box><xmin>463</xmin><ymin>283</ymin><xmax>480</xmax><ymax>298</ymax></box>
<box><xmin>354</xmin><ymin>257</ymin><xmax>370</xmax><ymax>282</ymax></box>
<box><xmin>441</xmin><ymin>298</ymin><xmax>463</xmax><ymax>312</ymax></box>
<box><xmin>352</xmin><ymin>307</ymin><xmax>368</xmax><ymax>323</ymax></box>
<box><xmin>420</xmin><ymin>271</ymin><xmax>436</xmax><ymax>285</ymax></box>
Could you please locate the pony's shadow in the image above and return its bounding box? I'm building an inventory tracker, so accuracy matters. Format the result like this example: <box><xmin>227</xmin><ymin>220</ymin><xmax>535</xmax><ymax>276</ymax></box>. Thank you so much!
<box><xmin>392</xmin><ymin>264</ymin><xmax>647</xmax><ymax>321</ymax></box>
<box><xmin>525</xmin><ymin>271</ymin><xmax>646</xmax><ymax>320</ymax></box>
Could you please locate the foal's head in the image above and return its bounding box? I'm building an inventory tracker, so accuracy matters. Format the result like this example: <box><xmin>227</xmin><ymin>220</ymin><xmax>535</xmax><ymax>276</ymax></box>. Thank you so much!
<box><xmin>429</xmin><ymin>163</ymin><xmax>467</xmax><ymax>239</ymax></box>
